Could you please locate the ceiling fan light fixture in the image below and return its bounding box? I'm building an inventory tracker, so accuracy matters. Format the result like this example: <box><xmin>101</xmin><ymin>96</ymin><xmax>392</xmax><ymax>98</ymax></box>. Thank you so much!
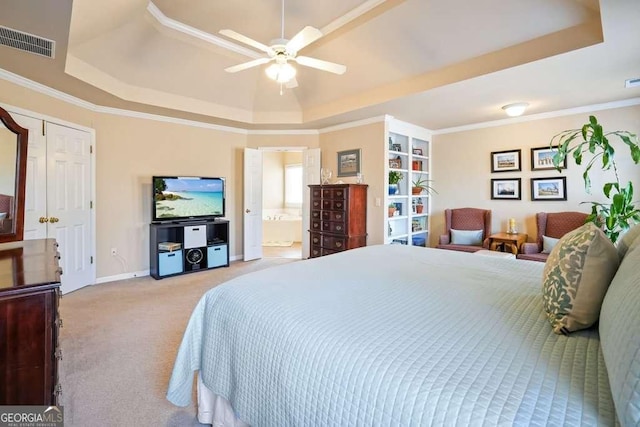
<box><xmin>501</xmin><ymin>102</ymin><xmax>529</xmax><ymax>117</ymax></box>
<box><xmin>266</xmin><ymin>62</ymin><xmax>297</xmax><ymax>83</ymax></box>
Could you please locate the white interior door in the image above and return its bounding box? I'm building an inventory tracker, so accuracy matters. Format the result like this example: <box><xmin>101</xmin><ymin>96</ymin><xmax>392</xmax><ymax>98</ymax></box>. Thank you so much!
<box><xmin>10</xmin><ymin>112</ymin><xmax>47</xmax><ymax>239</ymax></box>
<box><xmin>302</xmin><ymin>148</ymin><xmax>321</xmax><ymax>258</ymax></box>
<box><xmin>46</xmin><ymin>122</ymin><xmax>93</xmax><ymax>294</ymax></box>
<box><xmin>244</xmin><ymin>148</ymin><xmax>263</xmax><ymax>261</ymax></box>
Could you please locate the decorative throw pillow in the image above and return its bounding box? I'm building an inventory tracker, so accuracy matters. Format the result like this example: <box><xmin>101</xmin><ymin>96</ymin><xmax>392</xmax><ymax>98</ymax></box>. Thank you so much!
<box><xmin>616</xmin><ymin>223</ymin><xmax>640</xmax><ymax>259</ymax></box>
<box><xmin>450</xmin><ymin>229</ymin><xmax>483</xmax><ymax>246</ymax></box>
<box><xmin>542</xmin><ymin>223</ymin><xmax>619</xmax><ymax>335</ymax></box>
<box><xmin>541</xmin><ymin>235</ymin><xmax>560</xmax><ymax>254</ymax></box>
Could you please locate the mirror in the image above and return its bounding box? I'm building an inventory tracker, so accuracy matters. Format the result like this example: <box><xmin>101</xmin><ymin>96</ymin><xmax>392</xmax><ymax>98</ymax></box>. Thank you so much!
<box><xmin>0</xmin><ymin>106</ymin><xmax>28</xmax><ymax>243</ymax></box>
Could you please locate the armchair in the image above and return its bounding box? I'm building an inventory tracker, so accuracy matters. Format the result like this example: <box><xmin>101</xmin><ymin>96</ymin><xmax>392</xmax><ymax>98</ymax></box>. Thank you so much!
<box><xmin>437</xmin><ymin>208</ymin><xmax>492</xmax><ymax>253</ymax></box>
<box><xmin>0</xmin><ymin>194</ymin><xmax>13</xmax><ymax>233</ymax></box>
<box><xmin>517</xmin><ymin>211</ymin><xmax>588</xmax><ymax>262</ymax></box>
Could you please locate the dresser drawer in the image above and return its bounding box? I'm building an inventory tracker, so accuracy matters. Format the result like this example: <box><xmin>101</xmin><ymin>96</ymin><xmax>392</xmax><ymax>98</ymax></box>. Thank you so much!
<box><xmin>322</xmin><ymin>211</ymin><xmax>345</xmax><ymax>221</ymax></box>
<box><xmin>312</xmin><ymin>199</ymin><xmax>322</xmax><ymax>209</ymax></box>
<box><xmin>311</xmin><ymin>220</ymin><xmax>322</xmax><ymax>231</ymax></box>
<box><xmin>322</xmin><ymin>235</ymin><xmax>346</xmax><ymax>250</ymax></box>
<box><xmin>322</xmin><ymin>221</ymin><xmax>346</xmax><ymax>233</ymax></box>
<box><xmin>322</xmin><ymin>187</ymin><xmax>346</xmax><ymax>199</ymax></box>
<box><xmin>322</xmin><ymin>199</ymin><xmax>346</xmax><ymax>211</ymax></box>
<box><xmin>311</xmin><ymin>210</ymin><xmax>321</xmax><ymax>220</ymax></box>
<box><xmin>311</xmin><ymin>188</ymin><xmax>322</xmax><ymax>198</ymax></box>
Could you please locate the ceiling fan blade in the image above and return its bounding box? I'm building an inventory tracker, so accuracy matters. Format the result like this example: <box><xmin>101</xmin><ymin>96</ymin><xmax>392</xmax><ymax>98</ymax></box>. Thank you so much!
<box><xmin>286</xmin><ymin>26</ymin><xmax>323</xmax><ymax>54</ymax></box>
<box><xmin>285</xmin><ymin>77</ymin><xmax>299</xmax><ymax>89</ymax></box>
<box><xmin>224</xmin><ymin>57</ymin><xmax>271</xmax><ymax>73</ymax></box>
<box><xmin>295</xmin><ymin>56</ymin><xmax>346</xmax><ymax>75</ymax></box>
<box><xmin>219</xmin><ymin>29</ymin><xmax>274</xmax><ymax>55</ymax></box>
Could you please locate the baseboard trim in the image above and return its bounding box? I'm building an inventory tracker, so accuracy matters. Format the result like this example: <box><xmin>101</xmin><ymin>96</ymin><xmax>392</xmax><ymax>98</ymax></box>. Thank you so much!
<box><xmin>95</xmin><ymin>270</ymin><xmax>150</xmax><ymax>284</ymax></box>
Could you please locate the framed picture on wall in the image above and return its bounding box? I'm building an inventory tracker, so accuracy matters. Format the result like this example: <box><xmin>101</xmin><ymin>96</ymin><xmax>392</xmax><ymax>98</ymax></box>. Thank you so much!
<box><xmin>337</xmin><ymin>149</ymin><xmax>361</xmax><ymax>177</ymax></box>
<box><xmin>531</xmin><ymin>177</ymin><xmax>567</xmax><ymax>201</ymax></box>
<box><xmin>491</xmin><ymin>178</ymin><xmax>521</xmax><ymax>200</ymax></box>
<box><xmin>491</xmin><ymin>149</ymin><xmax>521</xmax><ymax>173</ymax></box>
<box><xmin>531</xmin><ymin>146</ymin><xmax>567</xmax><ymax>171</ymax></box>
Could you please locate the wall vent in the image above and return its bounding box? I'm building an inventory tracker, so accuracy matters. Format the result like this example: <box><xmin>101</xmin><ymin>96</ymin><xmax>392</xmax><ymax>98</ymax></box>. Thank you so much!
<box><xmin>625</xmin><ymin>78</ymin><xmax>640</xmax><ymax>89</ymax></box>
<box><xmin>0</xmin><ymin>25</ymin><xmax>55</xmax><ymax>58</ymax></box>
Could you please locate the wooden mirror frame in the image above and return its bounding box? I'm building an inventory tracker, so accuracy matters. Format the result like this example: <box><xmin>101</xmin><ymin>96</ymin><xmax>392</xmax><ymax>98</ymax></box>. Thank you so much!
<box><xmin>0</xmin><ymin>106</ymin><xmax>28</xmax><ymax>243</ymax></box>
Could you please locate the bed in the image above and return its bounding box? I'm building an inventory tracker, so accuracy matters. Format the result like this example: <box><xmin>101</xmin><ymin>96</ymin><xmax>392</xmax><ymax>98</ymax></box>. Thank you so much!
<box><xmin>167</xmin><ymin>241</ymin><xmax>640</xmax><ymax>426</ymax></box>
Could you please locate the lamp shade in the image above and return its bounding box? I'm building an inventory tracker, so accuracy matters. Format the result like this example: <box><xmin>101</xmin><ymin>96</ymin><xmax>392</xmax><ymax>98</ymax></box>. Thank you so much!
<box><xmin>502</xmin><ymin>102</ymin><xmax>529</xmax><ymax>117</ymax></box>
<box><xmin>265</xmin><ymin>62</ymin><xmax>296</xmax><ymax>83</ymax></box>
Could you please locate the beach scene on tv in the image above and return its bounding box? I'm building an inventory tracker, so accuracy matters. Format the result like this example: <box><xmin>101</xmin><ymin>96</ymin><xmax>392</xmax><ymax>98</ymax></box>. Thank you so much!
<box><xmin>154</xmin><ymin>177</ymin><xmax>224</xmax><ymax>219</ymax></box>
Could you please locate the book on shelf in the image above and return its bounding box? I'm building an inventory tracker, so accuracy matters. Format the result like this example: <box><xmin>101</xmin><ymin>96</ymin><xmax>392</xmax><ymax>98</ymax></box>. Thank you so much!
<box><xmin>158</xmin><ymin>242</ymin><xmax>181</xmax><ymax>251</ymax></box>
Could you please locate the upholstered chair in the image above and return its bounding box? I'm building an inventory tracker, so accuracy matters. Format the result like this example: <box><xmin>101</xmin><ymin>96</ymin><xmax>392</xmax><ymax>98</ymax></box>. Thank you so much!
<box><xmin>437</xmin><ymin>208</ymin><xmax>492</xmax><ymax>253</ymax></box>
<box><xmin>517</xmin><ymin>211</ymin><xmax>588</xmax><ymax>262</ymax></box>
<box><xmin>0</xmin><ymin>194</ymin><xmax>13</xmax><ymax>231</ymax></box>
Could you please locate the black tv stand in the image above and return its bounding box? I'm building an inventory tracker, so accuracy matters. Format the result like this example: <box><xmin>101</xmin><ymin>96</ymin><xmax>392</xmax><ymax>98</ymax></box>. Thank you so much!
<box><xmin>149</xmin><ymin>218</ymin><xmax>229</xmax><ymax>279</ymax></box>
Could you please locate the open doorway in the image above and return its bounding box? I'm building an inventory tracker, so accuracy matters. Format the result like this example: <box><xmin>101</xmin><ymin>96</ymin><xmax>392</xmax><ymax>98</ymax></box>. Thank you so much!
<box><xmin>261</xmin><ymin>149</ymin><xmax>303</xmax><ymax>259</ymax></box>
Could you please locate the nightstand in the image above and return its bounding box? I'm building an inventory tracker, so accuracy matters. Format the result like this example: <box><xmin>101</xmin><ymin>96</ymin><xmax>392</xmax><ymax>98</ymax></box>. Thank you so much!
<box><xmin>489</xmin><ymin>232</ymin><xmax>528</xmax><ymax>255</ymax></box>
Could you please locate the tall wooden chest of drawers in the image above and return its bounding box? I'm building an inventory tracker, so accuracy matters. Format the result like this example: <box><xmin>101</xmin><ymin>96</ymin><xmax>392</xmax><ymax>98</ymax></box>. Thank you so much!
<box><xmin>0</xmin><ymin>239</ymin><xmax>62</xmax><ymax>405</ymax></box>
<box><xmin>309</xmin><ymin>184</ymin><xmax>368</xmax><ymax>258</ymax></box>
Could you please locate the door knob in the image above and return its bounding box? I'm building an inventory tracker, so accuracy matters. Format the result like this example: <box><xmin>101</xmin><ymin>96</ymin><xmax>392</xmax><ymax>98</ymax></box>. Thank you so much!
<box><xmin>49</xmin><ymin>217</ymin><xmax>59</xmax><ymax>223</ymax></box>
<box><xmin>245</xmin><ymin>209</ymin><xmax>251</xmax><ymax>213</ymax></box>
<box><xmin>39</xmin><ymin>217</ymin><xmax>49</xmax><ymax>223</ymax></box>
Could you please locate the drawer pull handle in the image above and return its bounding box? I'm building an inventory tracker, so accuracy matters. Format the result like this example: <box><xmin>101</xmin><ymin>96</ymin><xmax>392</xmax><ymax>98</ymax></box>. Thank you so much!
<box><xmin>336</xmin><ymin>214</ymin><xmax>342</xmax><ymax>219</ymax></box>
<box><xmin>335</xmin><ymin>242</ymin><xmax>343</xmax><ymax>248</ymax></box>
<box><xmin>313</xmin><ymin>238</ymin><xmax>319</xmax><ymax>243</ymax></box>
<box><xmin>336</xmin><ymin>226</ymin><xmax>342</xmax><ymax>231</ymax></box>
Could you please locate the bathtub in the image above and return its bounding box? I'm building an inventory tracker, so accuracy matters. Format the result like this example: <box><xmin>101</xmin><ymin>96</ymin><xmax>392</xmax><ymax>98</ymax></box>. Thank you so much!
<box><xmin>262</xmin><ymin>210</ymin><xmax>302</xmax><ymax>246</ymax></box>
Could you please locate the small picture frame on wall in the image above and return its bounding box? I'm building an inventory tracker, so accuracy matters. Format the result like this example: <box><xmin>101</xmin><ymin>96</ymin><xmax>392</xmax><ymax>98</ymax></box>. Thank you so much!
<box><xmin>491</xmin><ymin>178</ymin><xmax>521</xmax><ymax>200</ymax></box>
<box><xmin>531</xmin><ymin>177</ymin><xmax>567</xmax><ymax>201</ymax></box>
<box><xmin>531</xmin><ymin>146</ymin><xmax>567</xmax><ymax>171</ymax></box>
<box><xmin>337</xmin><ymin>149</ymin><xmax>361</xmax><ymax>177</ymax></box>
<box><xmin>491</xmin><ymin>149</ymin><xmax>521</xmax><ymax>173</ymax></box>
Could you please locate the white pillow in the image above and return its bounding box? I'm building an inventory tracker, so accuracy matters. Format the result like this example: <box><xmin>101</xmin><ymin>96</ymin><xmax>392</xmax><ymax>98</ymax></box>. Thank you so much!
<box><xmin>451</xmin><ymin>229</ymin><xmax>483</xmax><ymax>246</ymax></box>
<box><xmin>542</xmin><ymin>235</ymin><xmax>560</xmax><ymax>254</ymax></box>
<box><xmin>616</xmin><ymin>223</ymin><xmax>640</xmax><ymax>259</ymax></box>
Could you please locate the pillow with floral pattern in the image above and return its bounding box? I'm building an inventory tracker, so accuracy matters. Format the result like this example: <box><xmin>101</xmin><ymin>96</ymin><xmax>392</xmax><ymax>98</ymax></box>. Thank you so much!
<box><xmin>542</xmin><ymin>223</ymin><xmax>619</xmax><ymax>335</ymax></box>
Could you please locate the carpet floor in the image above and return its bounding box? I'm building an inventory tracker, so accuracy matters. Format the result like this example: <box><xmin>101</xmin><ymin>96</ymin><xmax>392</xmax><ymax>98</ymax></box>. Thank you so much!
<box><xmin>59</xmin><ymin>257</ymin><xmax>297</xmax><ymax>426</ymax></box>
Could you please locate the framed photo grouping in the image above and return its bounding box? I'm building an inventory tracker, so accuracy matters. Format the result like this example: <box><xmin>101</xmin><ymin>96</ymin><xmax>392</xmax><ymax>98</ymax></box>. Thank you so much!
<box><xmin>531</xmin><ymin>177</ymin><xmax>567</xmax><ymax>201</ymax></box>
<box><xmin>491</xmin><ymin>178</ymin><xmax>521</xmax><ymax>200</ymax></box>
<box><xmin>491</xmin><ymin>149</ymin><xmax>521</xmax><ymax>173</ymax></box>
<box><xmin>531</xmin><ymin>146</ymin><xmax>567</xmax><ymax>171</ymax></box>
<box><xmin>337</xmin><ymin>149</ymin><xmax>361</xmax><ymax>177</ymax></box>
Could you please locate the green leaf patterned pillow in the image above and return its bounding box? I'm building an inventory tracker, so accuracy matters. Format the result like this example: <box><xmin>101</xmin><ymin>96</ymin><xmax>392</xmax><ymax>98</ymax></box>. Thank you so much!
<box><xmin>542</xmin><ymin>223</ymin><xmax>619</xmax><ymax>335</ymax></box>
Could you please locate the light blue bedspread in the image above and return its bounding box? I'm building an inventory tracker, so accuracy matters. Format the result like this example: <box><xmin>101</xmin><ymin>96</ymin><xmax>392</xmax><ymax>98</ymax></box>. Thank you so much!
<box><xmin>167</xmin><ymin>245</ymin><xmax>615</xmax><ymax>426</ymax></box>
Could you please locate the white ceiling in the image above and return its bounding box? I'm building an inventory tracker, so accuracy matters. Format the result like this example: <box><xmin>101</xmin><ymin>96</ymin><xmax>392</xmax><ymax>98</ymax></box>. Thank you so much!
<box><xmin>1</xmin><ymin>0</ymin><xmax>639</xmax><ymax>130</ymax></box>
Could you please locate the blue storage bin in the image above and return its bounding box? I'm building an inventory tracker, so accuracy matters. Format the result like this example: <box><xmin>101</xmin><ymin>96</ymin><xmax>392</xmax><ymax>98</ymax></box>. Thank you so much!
<box><xmin>159</xmin><ymin>250</ymin><xmax>183</xmax><ymax>276</ymax></box>
<box><xmin>208</xmin><ymin>245</ymin><xmax>228</xmax><ymax>268</ymax></box>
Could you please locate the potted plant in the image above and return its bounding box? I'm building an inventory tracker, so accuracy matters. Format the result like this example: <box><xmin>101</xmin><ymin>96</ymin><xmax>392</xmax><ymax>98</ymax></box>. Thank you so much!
<box><xmin>388</xmin><ymin>203</ymin><xmax>397</xmax><ymax>217</ymax></box>
<box><xmin>411</xmin><ymin>176</ymin><xmax>438</xmax><ymax>196</ymax></box>
<box><xmin>389</xmin><ymin>171</ymin><xmax>403</xmax><ymax>195</ymax></box>
<box><xmin>416</xmin><ymin>199</ymin><xmax>424</xmax><ymax>214</ymax></box>
<box><xmin>552</xmin><ymin>115</ymin><xmax>640</xmax><ymax>242</ymax></box>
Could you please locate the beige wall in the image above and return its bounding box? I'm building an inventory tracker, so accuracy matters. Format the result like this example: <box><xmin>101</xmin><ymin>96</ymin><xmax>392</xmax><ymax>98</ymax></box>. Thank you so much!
<box><xmin>430</xmin><ymin>105</ymin><xmax>640</xmax><ymax>247</ymax></box>
<box><xmin>320</xmin><ymin>122</ymin><xmax>386</xmax><ymax>245</ymax></box>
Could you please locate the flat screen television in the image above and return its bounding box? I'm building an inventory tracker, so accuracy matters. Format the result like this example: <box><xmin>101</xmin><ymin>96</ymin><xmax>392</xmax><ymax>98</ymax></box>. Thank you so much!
<box><xmin>152</xmin><ymin>176</ymin><xmax>225</xmax><ymax>223</ymax></box>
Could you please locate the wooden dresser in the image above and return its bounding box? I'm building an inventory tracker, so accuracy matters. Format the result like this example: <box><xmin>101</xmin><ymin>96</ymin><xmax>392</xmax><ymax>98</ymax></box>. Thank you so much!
<box><xmin>0</xmin><ymin>239</ymin><xmax>62</xmax><ymax>405</ymax></box>
<box><xmin>309</xmin><ymin>184</ymin><xmax>368</xmax><ymax>258</ymax></box>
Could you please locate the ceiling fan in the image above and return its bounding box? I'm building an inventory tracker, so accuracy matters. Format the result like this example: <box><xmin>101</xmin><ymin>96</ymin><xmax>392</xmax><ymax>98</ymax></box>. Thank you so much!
<box><xmin>219</xmin><ymin>0</ymin><xmax>347</xmax><ymax>88</ymax></box>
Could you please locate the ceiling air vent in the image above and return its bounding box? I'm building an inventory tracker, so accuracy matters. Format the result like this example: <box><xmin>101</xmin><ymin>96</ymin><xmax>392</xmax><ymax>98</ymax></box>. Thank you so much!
<box><xmin>0</xmin><ymin>25</ymin><xmax>55</xmax><ymax>58</ymax></box>
<box><xmin>625</xmin><ymin>78</ymin><xmax>640</xmax><ymax>89</ymax></box>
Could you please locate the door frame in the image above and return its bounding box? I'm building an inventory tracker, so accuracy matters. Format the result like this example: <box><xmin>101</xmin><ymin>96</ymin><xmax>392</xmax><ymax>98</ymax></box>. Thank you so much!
<box><xmin>2</xmin><ymin>102</ymin><xmax>97</xmax><ymax>288</ymax></box>
<box><xmin>250</xmin><ymin>146</ymin><xmax>310</xmax><ymax>259</ymax></box>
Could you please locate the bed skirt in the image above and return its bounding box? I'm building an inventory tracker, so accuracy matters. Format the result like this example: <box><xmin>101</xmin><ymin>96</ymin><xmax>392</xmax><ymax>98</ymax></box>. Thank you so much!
<box><xmin>197</xmin><ymin>373</ymin><xmax>248</xmax><ymax>427</ymax></box>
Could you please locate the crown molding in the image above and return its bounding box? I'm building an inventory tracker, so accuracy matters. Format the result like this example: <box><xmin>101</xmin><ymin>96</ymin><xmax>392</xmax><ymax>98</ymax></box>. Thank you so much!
<box><xmin>0</xmin><ymin>68</ymin><xmax>249</xmax><ymax>135</ymax></box>
<box><xmin>318</xmin><ymin>115</ymin><xmax>390</xmax><ymax>133</ymax></box>
<box><xmin>146</xmin><ymin>2</ymin><xmax>261</xmax><ymax>59</ymax></box>
<box><xmin>433</xmin><ymin>97</ymin><xmax>640</xmax><ymax>135</ymax></box>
